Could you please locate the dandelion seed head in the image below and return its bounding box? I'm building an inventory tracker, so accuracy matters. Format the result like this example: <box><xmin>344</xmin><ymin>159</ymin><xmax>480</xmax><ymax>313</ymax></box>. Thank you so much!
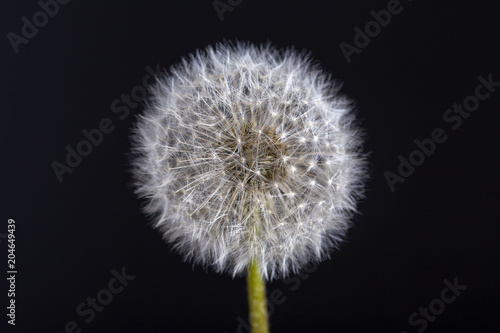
<box><xmin>130</xmin><ymin>41</ymin><xmax>367</xmax><ymax>280</ymax></box>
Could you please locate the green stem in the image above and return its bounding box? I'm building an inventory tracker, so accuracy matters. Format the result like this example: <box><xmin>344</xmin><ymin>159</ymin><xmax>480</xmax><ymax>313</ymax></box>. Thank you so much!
<box><xmin>247</xmin><ymin>259</ymin><xmax>270</xmax><ymax>333</ymax></box>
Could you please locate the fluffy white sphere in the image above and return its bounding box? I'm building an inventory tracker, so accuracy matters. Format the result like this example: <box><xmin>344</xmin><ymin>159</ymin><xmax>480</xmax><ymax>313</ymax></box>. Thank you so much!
<box><xmin>131</xmin><ymin>41</ymin><xmax>367</xmax><ymax>280</ymax></box>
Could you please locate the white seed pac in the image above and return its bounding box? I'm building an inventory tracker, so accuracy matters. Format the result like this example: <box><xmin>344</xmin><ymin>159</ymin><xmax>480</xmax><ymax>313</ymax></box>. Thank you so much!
<box><xmin>131</xmin><ymin>41</ymin><xmax>367</xmax><ymax>280</ymax></box>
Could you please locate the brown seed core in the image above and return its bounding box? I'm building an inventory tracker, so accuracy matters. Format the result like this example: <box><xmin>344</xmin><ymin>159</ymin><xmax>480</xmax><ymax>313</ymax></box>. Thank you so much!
<box><xmin>222</xmin><ymin>122</ymin><xmax>288</xmax><ymax>188</ymax></box>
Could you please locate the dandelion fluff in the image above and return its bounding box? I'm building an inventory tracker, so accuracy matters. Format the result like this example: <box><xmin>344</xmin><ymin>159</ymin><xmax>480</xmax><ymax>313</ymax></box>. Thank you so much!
<box><xmin>131</xmin><ymin>41</ymin><xmax>366</xmax><ymax>280</ymax></box>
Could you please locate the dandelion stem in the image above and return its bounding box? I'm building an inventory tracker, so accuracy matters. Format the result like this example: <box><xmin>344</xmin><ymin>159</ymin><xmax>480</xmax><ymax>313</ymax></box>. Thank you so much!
<box><xmin>247</xmin><ymin>259</ymin><xmax>270</xmax><ymax>333</ymax></box>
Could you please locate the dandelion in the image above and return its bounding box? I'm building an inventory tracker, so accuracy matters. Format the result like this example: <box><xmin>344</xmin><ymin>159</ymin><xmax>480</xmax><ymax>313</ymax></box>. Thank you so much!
<box><xmin>130</xmin><ymin>41</ymin><xmax>367</xmax><ymax>332</ymax></box>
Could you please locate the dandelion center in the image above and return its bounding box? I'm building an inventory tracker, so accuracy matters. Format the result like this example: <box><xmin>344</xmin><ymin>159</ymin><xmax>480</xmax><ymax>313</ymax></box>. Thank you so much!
<box><xmin>223</xmin><ymin>121</ymin><xmax>288</xmax><ymax>187</ymax></box>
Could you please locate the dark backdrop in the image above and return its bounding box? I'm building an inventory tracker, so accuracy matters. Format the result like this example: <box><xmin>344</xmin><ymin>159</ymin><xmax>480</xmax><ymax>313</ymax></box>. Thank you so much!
<box><xmin>2</xmin><ymin>1</ymin><xmax>499</xmax><ymax>332</ymax></box>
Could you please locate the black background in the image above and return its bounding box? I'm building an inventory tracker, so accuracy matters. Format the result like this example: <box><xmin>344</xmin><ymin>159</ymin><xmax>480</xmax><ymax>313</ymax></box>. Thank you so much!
<box><xmin>2</xmin><ymin>0</ymin><xmax>500</xmax><ymax>332</ymax></box>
